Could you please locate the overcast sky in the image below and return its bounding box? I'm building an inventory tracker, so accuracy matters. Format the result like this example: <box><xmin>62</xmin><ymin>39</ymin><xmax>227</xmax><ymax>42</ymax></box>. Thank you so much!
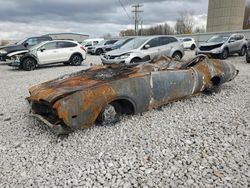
<box><xmin>0</xmin><ymin>0</ymin><xmax>209</xmax><ymax>40</ymax></box>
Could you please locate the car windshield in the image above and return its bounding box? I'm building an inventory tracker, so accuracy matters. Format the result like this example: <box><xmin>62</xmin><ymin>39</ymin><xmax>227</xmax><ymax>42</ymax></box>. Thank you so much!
<box><xmin>113</xmin><ymin>39</ymin><xmax>126</xmax><ymax>45</ymax></box>
<box><xmin>82</xmin><ymin>40</ymin><xmax>91</xmax><ymax>46</ymax></box>
<box><xmin>16</xmin><ymin>38</ymin><xmax>28</xmax><ymax>45</ymax></box>
<box><xmin>207</xmin><ymin>35</ymin><xmax>229</xmax><ymax>43</ymax></box>
<box><xmin>120</xmin><ymin>37</ymin><xmax>149</xmax><ymax>49</ymax></box>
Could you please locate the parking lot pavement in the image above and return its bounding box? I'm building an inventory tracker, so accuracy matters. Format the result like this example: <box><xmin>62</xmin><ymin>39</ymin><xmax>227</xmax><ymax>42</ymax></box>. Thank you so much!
<box><xmin>0</xmin><ymin>51</ymin><xmax>249</xmax><ymax>187</ymax></box>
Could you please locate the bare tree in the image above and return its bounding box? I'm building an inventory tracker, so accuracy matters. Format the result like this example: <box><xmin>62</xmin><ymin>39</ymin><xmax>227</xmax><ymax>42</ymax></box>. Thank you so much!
<box><xmin>101</xmin><ymin>33</ymin><xmax>112</xmax><ymax>39</ymax></box>
<box><xmin>1</xmin><ymin>40</ymin><xmax>9</xmax><ymax>46</ymax></box>
<box><xmin>194</xmin><ymin>26</ymin><xmax>206</xmax><ymax>33</ymax></box>
<box><xmin>139</xmin><ymin>22</ymin><xmax>174</xmax><ymax>36</ymax></box>
<box><xmin>175</xmin><ymin>11</ymin><xmax>194</xmax><ymax>34</ymax></box>
<box><xmin>119</xmin><ymin>29</ymin><xmax>135</xmax><ymax>37</ymax></box>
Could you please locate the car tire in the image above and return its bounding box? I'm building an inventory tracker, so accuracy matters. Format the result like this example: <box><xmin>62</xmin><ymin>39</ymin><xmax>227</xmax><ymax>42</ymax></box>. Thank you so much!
<box><xmin>96</xmin><ymin>103</ymin><xmax>120</xmax><ymax>125</ymax></box>
<box><xmin>96</xmin><ymin>49</ymin><xmax>103</xmax><ymax>55</ymax></box>
<box><xmin>239</xmin><ymin>46</ymin><xmax>246</xmax><ymax>56</ymax></box>
<box><xmin>130</xmin><ymin>57</ymin><xmax>141</xmax><ymax>64</ymax></box>
<box><xmin>172</xmin><ymin>52</ymin><xmax>182</xmax><ymax>60</ymax></box>
<box><xmin>22</xmin><ymin>58</ymin><xmax>36</xmax><ymax>71</ymax></box>
<box><xmin>220</xmin><ymin>49</ymin><xmax>228</xmax><ymax>59</ymax></box>
<box><xmin>70</xmin><ymin>54</ymin><xmax>82</xmax><ymax>66</ymax></box>
<box><xmin>246</xmin><ymin>52</ymin><xmax>250</xmax><ymax>63</ymax></box>
<box><xmin>190</xmin><ymin>44</ymin><xmax>196</xmax><ymax>50</ymax></box>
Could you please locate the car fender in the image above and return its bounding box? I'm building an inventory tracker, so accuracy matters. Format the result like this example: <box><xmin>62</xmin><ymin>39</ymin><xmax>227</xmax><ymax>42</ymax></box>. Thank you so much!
<box><xmin>169</xmin><ymin>44</ymin><xmax>184</xmax><ymax>58</ymax></box>
<box><xmin>20</xmin><ymin>53</ymin><xmax>38</xmax><ymax>64</ymax></box>
<box><xmin>69</xmin><ymin>52</ymin><xmax>84</xmax><ymax>61</ymax></box>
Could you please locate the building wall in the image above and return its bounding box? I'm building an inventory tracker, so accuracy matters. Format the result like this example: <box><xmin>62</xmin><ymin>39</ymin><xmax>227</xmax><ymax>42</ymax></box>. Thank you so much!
<box><xmin>207</xmin><ymin>0</ymin><xmax>246</xmax><ymax>32</ymax></box>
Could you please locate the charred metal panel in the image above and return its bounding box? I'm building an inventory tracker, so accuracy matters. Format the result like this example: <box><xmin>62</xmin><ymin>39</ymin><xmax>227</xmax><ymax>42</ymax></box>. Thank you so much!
<box><xmin>150</xmin><ymin>70</ymin><xmax>195</xmax><ymax>107</ymax></box>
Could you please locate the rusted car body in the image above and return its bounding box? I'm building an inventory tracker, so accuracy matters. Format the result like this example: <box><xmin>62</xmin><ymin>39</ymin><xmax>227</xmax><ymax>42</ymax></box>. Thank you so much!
<box><xmin>27</xmin><ymin>55</ymin><xmax>238</xmax><ymax>134</ymax></box>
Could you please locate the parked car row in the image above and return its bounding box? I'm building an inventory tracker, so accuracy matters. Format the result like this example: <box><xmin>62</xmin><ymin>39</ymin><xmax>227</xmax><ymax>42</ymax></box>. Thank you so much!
<box><xmin>0</xmin><ymin>33</ymin><xmax>249</xmax><ymax>71</ymax></box>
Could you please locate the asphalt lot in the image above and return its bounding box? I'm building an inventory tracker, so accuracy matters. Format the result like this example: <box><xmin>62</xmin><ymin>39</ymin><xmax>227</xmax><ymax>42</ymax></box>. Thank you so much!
<box><xmin>0</xmin><ymin>51</ymin><xmax>249</xmax><ymax>187</ymax></box>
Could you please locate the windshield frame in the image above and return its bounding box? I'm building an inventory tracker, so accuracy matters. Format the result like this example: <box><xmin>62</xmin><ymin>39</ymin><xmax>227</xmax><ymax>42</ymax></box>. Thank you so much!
<box><xmin>120</xmin><ymin>37</ymin><xmax>149</xmax><ymax>50</ymax></box>
<box><xmin>16</xmin><ymin>38</ymin><xmax>28</xmax><ymax>45</ymax></box>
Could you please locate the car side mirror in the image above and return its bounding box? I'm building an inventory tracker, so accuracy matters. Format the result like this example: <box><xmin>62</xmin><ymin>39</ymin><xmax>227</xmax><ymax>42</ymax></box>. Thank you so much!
<box><xmin>229</xmin><ymin>39</ymin><xmax>235</xmax><ymax>43</ymax></box>
<box><xmin>23</xmin><ymin>42</ymin><xmax>28</xmax><ymax>47</ymax></box>
<box><xmin>40</xmin><ymin>47</ymin><xmax>45</xmax><ymax>52</ymax></box>
<box><xmin>144</xmin><ymin>44</ymin><xmax>150</xmax><ymax>49</ymax></box>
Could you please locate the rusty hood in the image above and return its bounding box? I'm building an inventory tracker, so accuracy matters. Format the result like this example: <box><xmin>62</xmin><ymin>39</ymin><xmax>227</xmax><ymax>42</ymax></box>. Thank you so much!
<box><xmin>28</xmin><ymin>65</ymin><xmax>138</xmax><ymax>103</ymax></box>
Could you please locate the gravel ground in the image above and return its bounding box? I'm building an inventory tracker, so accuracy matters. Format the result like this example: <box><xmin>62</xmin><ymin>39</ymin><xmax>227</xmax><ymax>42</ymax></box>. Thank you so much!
<box><xmin>0</xmin><ymin>51</ymin><xmax>249</xmax><ymax>187</ymax></box>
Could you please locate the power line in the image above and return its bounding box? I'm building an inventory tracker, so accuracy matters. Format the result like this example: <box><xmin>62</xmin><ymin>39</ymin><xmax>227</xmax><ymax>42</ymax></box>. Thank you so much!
<box><xmin>118</xmin><ymin>0</ymin><xmax>132</xmax><ymax>20</ymax></box>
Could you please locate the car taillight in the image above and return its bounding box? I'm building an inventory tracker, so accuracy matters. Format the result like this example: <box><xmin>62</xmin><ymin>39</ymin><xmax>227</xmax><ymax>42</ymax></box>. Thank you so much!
<box><xmin>80</xmin><ymin>46</ymin><xmax>86</xmax><ymax>52</ymax></box>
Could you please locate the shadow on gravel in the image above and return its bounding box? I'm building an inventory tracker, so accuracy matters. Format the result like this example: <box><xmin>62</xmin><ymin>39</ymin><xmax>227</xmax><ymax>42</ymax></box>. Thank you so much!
<box><xmin>0</xmin><ymin>62</ymin><xmax>9</xmax><ymax>65</ymax></box>
<box><xmin>7</xmin><ymin>63</ymin><xmax>89</xmax><ymax>72</ymax></box>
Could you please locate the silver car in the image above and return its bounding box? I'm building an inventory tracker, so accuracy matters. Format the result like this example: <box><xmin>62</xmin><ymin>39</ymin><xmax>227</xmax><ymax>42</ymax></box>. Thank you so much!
<box><xmin>196</xmin><ymin>33</ymin><xmax>248</xmax><ymax>59</ymax></box>
<box><xmin>101</xmin><ymin>36</ymin><xmax>184</xmax><ymax>65</ymax></box>
<box><xmin>87</xmin><ymin>39</ymin><xmax>118</xmax><ymax>55</ymax></box>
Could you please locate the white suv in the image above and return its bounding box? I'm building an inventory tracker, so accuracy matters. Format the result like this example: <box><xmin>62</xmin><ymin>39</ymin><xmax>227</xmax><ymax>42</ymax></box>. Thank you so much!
<box><xmin>179</xmin><ymin>37</ymin><xmax>196</xmax><ymax>50</ymax></box>
<box><xmin>8</xmin><ymin>40</ymin><xmax>86</xmax><ymax>71</ymax></box>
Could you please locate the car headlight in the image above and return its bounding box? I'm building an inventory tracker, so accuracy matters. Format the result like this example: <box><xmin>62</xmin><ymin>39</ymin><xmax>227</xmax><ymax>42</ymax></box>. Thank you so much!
<box><xmin>211</xmin><ymin>47</ymin><xmax>222</xmax><ymax>53</ymax></box>
<box><xmin>0</xmin><ymin>49</ymin><xmax>7</xmax><ymax>54</ymax></box>
<box><xmin>117</xmin><ymin>53</ymin><xmax>130</xmax><ymax>59</ymax></box>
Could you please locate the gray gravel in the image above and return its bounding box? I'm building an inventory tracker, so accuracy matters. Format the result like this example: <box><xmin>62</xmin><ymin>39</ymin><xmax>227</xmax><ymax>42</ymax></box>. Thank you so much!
<box><xmin>0</xmin><ymin>51</ymin><xmax>249</xmax><ymax>187</ymax></box>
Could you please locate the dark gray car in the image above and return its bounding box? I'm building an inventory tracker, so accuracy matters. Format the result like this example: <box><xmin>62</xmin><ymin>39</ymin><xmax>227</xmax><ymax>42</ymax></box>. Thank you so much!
<box><xmin>0</xmin><ymin>36</ymin><xmax>52</xmax><ymax>61</ymax></box>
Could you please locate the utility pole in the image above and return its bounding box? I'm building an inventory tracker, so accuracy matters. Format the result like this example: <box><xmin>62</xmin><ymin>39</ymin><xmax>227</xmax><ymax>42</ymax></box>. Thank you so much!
<box><xmin>132</xmin><ymin>4</ymin><xmax>143</xmax><ymax>36</ymax></box>
<box><xmin>140</xmin><ymin>20</ymin><xmax>143</xmax><ymax>36</ymax></box>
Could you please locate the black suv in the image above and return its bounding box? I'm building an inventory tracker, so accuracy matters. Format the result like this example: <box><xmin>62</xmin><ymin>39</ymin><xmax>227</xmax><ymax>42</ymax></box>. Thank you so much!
<box><xmin>0</xmin><ymin>36</ymin><xmax>52</xmax><ymax>61</ymax></box>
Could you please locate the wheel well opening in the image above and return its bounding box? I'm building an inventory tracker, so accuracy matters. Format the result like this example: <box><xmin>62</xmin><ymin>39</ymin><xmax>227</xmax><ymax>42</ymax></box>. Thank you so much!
<box><xmin>110</xmin><ymin>99</ymin><xmax>135</xmax><ymax>115</ymax></box>
<box><xmin>211</xmin><ymin>76</ymin><xmax>221</xmax><ymax>86</ymax></box>
<box><xmin>172</xmin><ymin>51</ymin><xmax>182</xmax><ymax>58</ymax></box>
<box><xmin>22</xmin><ymin>57</ymin><xmax>37</xmax><ymax>63</ymax></box>
<box><xmin>71</xmin><ymin>53</ymin><xmax>83</xmax><ymax>59</ymax></box>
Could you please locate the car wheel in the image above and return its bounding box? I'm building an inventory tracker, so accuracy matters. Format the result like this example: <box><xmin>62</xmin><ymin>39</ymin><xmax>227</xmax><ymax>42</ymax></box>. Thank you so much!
<box><xmin>70</xmin><ymin>54</ymin><xmax>82</xmax><ymax>66</ymax></box>
<box><xmin>220</xmin><ymin>49</ymin><xmax>228</xmax><ymax>59</ymax></box>
<box><xmin>130</xmin><ymin>57</ymin><xmax>141</xmax><ymax>64</ymax></box>
<box><xmin>239</xmin><ymin>46</ymin><xmax>246</xmax><ymax>56</ymax></box>
<box><xmin>172</xmin><ymin>52</ymin><xmax>182</xmax><ymax>60</ymax></box>
<box><xmin>97</xmin><ymin>104</ymin><xmax>120</xmax><ymax>125</ymax></box>
<box><xmin>246</xmin><ymin>52</ymin><xmax>250</xmax><ymax>63</ymax></box>
<box><xmin>190</xmin><ymin>44</ymin><xmax>196</xmax><ymax>50</ymax></box>
<box><xmin>22</xmin><ymin>58</ymin><xmax>36</xmax><ymax>71</ymax></box>
<box><xmin>96</xmin><ymin>49</ymin><xmax>103</xmax><ymax>55</ymax></box>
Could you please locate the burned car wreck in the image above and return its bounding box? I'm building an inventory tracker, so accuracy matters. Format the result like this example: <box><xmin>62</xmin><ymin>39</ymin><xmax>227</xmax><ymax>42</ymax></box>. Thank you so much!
<box><xmin>27</xmin><ymin>55</ymin><xmax>238</xmax><ymax>134</ymax></box>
